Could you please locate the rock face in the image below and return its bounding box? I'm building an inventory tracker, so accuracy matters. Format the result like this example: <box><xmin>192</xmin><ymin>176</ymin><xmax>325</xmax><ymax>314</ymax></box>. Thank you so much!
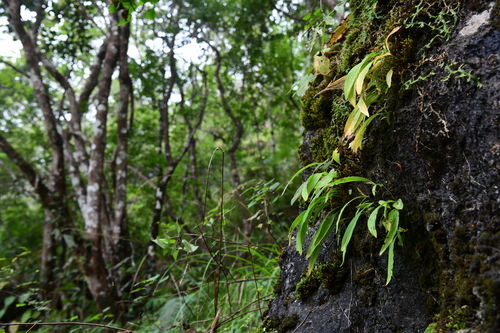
<box><xmin>264</xmin><ymin>1</ymin><xmax>499</xmax><ymax>332</ymax></box>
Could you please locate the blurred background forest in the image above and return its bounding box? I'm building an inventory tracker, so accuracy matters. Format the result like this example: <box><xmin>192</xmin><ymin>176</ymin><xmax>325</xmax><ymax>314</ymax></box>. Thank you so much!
<box><xmin>0</xmin><ymin>0</ymin><xmax>347</xmax><ymax>331</ymax></box>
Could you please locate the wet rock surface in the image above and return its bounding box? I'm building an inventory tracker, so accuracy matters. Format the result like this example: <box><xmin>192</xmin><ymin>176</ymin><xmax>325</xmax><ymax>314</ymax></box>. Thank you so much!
<box><xmin>265</xmin><ymin>3</ymin><xmax>499</xmax><ymax>332</ymax></box>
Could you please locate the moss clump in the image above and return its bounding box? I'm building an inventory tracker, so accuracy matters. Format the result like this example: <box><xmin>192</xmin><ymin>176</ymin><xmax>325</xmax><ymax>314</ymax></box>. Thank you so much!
<box><xmin>300</xmin><ymin>87</ymin><xmax>332</xmax><ymax>131</ymax></box>
<box><xmin>308</xmin><ymin>127</ymin><xmax>339</xmax><ymax>162</ymax></box>
<box><xmin>295</xmin><ymin>260</ymin><xmax>347</xmax><ymax>300</ymax></box>
<box><xmin>262</xmin><ymin>314</ymin><xmax>299</xmax><ymax>333</ymax></box>
<box><xmin>338</xmin><ymin>28</ymin><xmax>370</xmax><ymax>73</ymax></box>
<box><xmin>426</xmin><ymin>306</ymin><xmax>475</xmax><ymax>332</ymax></box>
<box><xmin>295</xmin><ymin>270</ymin><xmax>321</xmax><ymax>300</ymax></box>
<box><xmin>316</xmin><ymin>261</ymin><xmax>348</xmax><ymax>294</ymax></box>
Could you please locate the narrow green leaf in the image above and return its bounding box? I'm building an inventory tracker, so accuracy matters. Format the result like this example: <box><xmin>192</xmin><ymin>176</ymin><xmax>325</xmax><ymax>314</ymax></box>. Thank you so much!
<box><xmin>379</xmin><ymin>210</ymin><xmax>399</xmax><ymax>255</ymax></box>
<box><xmin>344</xmin><ymin>53</ymin><xmax>377</xmax><ymax>106</ymax></box>
<box><xmin>355</xmin><ymin>62</ymin><xmax>373</xmax><ymax>95</ymax></box>
<box><xmin>357</xmin><ymin>202</ymin><xmax>372</xmax><ymax>209</ymax></box>
<box><xmin>332</xmin><ymin>149</ymin><xmax>341</xmax><ymax>164</ymax></box>
<box><xmin>344</xmin><ymin>62</ymin><xmax>364</xmax><ymax>106</ymax></box>
<box><xmin>336</xmin><ymin>196</ymin><xmax>363</xmax><ymax>233</ymax></box>
<box><xmin>367</xmin><ymin>206</ymin><xmax>381</xmax><ymax>238</ymax></box>
<box><xmin>358</xmin><ymin>95</ymin><xmax>369</xmax><ymax>117</ymax></box>
<box><xmin>341</xmin><ymin>209</ymin><xmax>364</xmax><ymax>264</ymax></box>
<box><xmin>296</xmin><ymin>211</ymin><xmax>309</xmax><ymax>255</ymax></box>
<box><xmin>301</xmin><ymin>181</ymin><xmax>309</xmax><ymax>202</ymax></box>
<box><xmin>306</xmin><ymin>213</ymin><xmax>336</xmax><ymax>258</ymax></box>
<box><xmin>343</xmin><ymin>105</ymin><xmax>361</xmax><ymax>137</ymax></box>
<box><xmin>291</xmin><ymin>182</ymin><xmax>305</xmax><ymax>205</ymax></box>
<box><xmin>289</xmin><ymin>210</ymin><xmax>307</xmax><ymax>240</ymax></box>
<box><xmin>330</xmin><ymin>176</ymin><xmax>374</xmax><ymax>186</ymax></box>
<box><xmin>385</xmin><ymin>241</ymin><xmax>395</xmax><ymax>285</ymax></box>
<box><xmin>282</xmin><ymin>162</ymin><xmax>327</xmax><ymax>195</ymax></box>
<box><xmin>314</xmin><ymin>169</ymin><xmax>337</xmax><ymax>193</ymax></box>
<box><xmin>303</xmin><ymin>173</ymin><xmax>323</xmax><ymax>202</ymax></box>
<box><xmin>352</xmin><ymin>113</ymin><xmax>380</xmax><ymax>153</ymax></box>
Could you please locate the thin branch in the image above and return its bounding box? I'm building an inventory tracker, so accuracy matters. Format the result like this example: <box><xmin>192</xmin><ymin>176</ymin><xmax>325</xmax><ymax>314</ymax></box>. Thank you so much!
<box><xmin>128</xmin><ymin>165</ymin><xmax>157</xmax><ymax>190</ymax></box>
<box><xmin>0</xmin><ymin>58</ymin><xmax>29</xmax><ymax>78</ymax></box>
<box><xmin>31</xmin><ymin>0</ymin><xmax>44</xmax><ymax>39</ymax></box>
<box><xmin>0</xmin><ymin>132</ymin><xmax>50</xmax><ymax>206</ymax></box>
<box><xmin>78</xmin><ymin>38</ymin><xmax>109</xmax><ymax>107</ymax></box>
<box><xmin>0</xmin><ymin>321</ymin><xmax>134</xmax><ymax>332</ymax></box>
<box><xmin>292</xmin><ymin>310</ymin><xmax>313</xmax><ymax>333</ymax></box>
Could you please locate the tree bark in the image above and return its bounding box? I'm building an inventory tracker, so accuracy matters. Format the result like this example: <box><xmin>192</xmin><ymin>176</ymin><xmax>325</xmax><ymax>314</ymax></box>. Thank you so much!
<box><xmin>3</xmin><ymin>0</ymin><xmax>69</xmax><ymax>296</ymax></box>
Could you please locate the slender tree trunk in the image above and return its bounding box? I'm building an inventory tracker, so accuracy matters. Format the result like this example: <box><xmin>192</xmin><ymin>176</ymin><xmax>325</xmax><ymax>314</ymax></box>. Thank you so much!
<box><xmin>113</xmin><ymin>22</ymin><xmax>132</xmax><ymax>262</ymax></box>
<box><xmin>79</xmin><ymin>13</ymin><xmax>121</xmax><ymax>311</ymax></box>
<box><xmin>3</xmin><ymin>0</ymin><xmax>69</xmax><ymax>296</ymax></box>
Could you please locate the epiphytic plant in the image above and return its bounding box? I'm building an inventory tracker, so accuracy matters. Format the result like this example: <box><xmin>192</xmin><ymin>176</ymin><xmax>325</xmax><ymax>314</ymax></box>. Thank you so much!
<box><xmin>284</xmin><ymin>163</ymin><xmax>404</xmax><ymax>284</ymax></box>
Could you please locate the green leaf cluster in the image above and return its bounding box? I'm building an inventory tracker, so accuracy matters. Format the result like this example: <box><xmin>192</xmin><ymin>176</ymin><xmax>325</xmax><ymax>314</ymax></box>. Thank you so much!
<box><xmin>286</xmin><ymin>164</ymin><xmax>404</xmax><ymax>284</ymax></box>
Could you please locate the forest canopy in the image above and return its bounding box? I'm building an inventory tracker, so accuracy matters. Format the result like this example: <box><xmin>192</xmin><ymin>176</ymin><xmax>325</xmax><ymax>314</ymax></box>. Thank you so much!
<box><xmin>0</xmin><ymin>0</ymin><xmax>340</xmax><ymax>331</ymax></box>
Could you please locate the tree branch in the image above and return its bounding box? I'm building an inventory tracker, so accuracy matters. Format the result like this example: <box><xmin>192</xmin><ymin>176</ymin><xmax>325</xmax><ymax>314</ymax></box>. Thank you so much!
<box><xmin>0</xmin><ymin>58</ymin><xmax>29</xmax><ymax>78</ymax></box>
<box><xmin>0</xmin><ymin>132</ymin><xmax>50</xmax><ymax>206</ymax></box>
<box><xmin>0</xmin><ymin>321</ymin><xmax>134</xmax><ymax>332</ymax></box>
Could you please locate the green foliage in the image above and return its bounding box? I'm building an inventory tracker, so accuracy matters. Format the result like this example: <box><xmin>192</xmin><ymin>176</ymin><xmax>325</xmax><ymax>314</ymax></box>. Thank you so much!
<box><xmin>441</xmin><ymin>62</ymin><xmax>483</xmax><ymax>88</ymax></box>
<box><xmin>286</xmin><ymin>164</ymin><xmax>404</xmax><ymax>284</ymax></box>
<box><xmin>315</xmin><ymin>27</ymin><xmax>400</xmax><ymax>152</ymax></box>
<box><xmin>0</xmin><ymin>0</ymin><xmax>306</xmax><ymax>331</ymax></box>
<box><xmin>404</xmin><ymin>0</ymin><xmax>460</xmax><ymax>52</ymax></box>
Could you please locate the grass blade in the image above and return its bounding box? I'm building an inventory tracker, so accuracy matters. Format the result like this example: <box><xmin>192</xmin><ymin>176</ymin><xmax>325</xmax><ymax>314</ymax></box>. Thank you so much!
<box><xmin>296</xmin><ymin>210</ymin><xmax>309</xmax><ymax>255</ymax></box>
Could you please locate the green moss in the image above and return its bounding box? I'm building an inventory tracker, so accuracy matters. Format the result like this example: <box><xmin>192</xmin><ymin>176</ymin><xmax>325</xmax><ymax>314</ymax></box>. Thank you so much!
<box><xmin>316</xmin><ymin>261</ymin><xmax>348</xmax><ymax>294</ymax></box>
<box><xmin>280</xmin><ymin>314</ymin><xmax>299</xmax><ymax>332</ymax></box>
<box><xmin>262</xmin><ymin>314</ymin><xmax>299</xmax><ymax>333</ymax></box>
<box><xmin>339</xmin><ymin>29</ymin><xmax>369</xmax><ymax>73</ymax></box>
<box><xmin>295</xmin><ymin>270</ymin><xmax>321</xmax><ymax>300</ymax></box>
<box><xmin>295</xmin><ymin>259</ymin><xmax>347</xmax><ymax>300</ymax></box>
<box><xmin>309</xmin><ymin>127</ymin><xmax>339</xmax><ymax>162</ymax></box>
<box><xmin>295</xmin><ymin>0</ymin><xmax>482</xmax><ymax>327</ymax></box>
<box><xmin>300</xmin><ymin>87</ymin><xmax>332</xmax><ymax>131</ymax></box>
<box><xmin>427</xmin><ymin>306</ymin><xmax>474</xmax><ymax>332</ymax></box>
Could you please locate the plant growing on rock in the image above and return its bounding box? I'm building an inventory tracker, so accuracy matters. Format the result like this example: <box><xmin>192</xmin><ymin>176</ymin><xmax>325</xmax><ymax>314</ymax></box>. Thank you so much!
<box><xmin>316</xmin><ymin>27</ymin><xmax>401</xmax><ymax>152</ymax></box>
<box><xmin>284</xmin><ymin>162</ymin><xmax>404</xmax><ymax>285</ymax></box>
